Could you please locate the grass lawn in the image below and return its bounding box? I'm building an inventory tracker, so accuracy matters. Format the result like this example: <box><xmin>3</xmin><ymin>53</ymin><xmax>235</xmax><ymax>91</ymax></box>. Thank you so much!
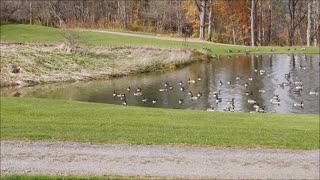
<box><xmin>1</xmin><ymin>24</ymin><xmax>319</xmax><ymax>55</ymax></box>
<box><xmin>0</xmin><ymin>174</ymin><xmax>138</xmax><ymax>180</ymax></box>
<box><xmin>1</xmin><ymin>97</ymin><xmax>319</xmax><ymax>149</ymax></box>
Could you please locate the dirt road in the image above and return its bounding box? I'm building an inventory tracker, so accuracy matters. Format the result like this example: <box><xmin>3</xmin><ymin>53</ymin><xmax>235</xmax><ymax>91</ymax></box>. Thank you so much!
<box><xmin>1</xmin><ymin>141</ymin><xmax>319</xmax><ymax>179</ymax></box>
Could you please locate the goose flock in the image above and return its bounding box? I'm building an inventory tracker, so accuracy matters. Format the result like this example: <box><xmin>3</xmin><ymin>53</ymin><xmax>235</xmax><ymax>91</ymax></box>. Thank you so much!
<box><xmin>112</xmin><ymin>55</ymin><xmax>319</xmax><ymax>114</ymax></box>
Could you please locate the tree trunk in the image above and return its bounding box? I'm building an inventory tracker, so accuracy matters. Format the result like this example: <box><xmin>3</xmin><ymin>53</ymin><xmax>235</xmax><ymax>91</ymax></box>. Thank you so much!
<box><xmin>232</xmin><ymin>26</ymin><xmax>236</xmax><ymax>45</ymax></box>
<box><xmin>29</xmin><ymin>0</ymin><xmax>32</xmax><ymax>24</ymax></box>
<box><xmin>250</xmin><ymin>0</ymin><xmax>255</xmax><ymax>47</ymax></box>
<box><xmin>267</xmin><ymin>0</ymin><xmax>272</xmax><ymax>45</ymax></box>
<box><xmin>207</xmin><ymin>0</ymin><xmax>214</xmax><ymax>41</ymax></box>
<box><xmin>199</xmin><ymin>0</ymin><xmax>206</xmax><ymax>40</ymax></box>
<box><xmin>307</xmin><ymin>1</ymin><xmax>311</xmax><ymax>46</ymax></box>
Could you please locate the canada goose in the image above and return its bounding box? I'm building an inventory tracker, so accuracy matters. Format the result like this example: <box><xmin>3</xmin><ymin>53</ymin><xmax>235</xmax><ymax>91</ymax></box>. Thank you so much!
<box><xmin>197</xmin><ymin>92</ymin><xmax>202</xmax><ymax>97</ymax></box>
<box><xmin>215</xmin><ymin>97</ymin><xmax>222</xmax><ymax>103</ymax></box>
<box><xmin>117</xmin><ymin>93</ymin><xmax>125</xmax><ymax>98</ymax></box>
<box><xmin>191</xmin><ymin>96</ymin><xmax>198</xmax><ymax>100</ymax></box>
<box><xmin>285</xmin><ymin>73</ymin><xmax>291</xmax><ymax>79</ymax></box>
<box><xmin>179</xmin><ymin>81</ymin><xmax>183</xmax><ymax>86</ymax></box>
<box><xmin>188</xmin><ymin>91</ymin><xmax>193</xmax><ymax>96</ymax></box>
<box><xmin>295</xmin><ymin>85</ymin><xmax>303</xmax><ymax>90</ymax></box>
<box><xmin>309</xmin><ymin>90</ymin><xmax>319</xmax><ymax>96</ymax></box>
<box><xmin>178</xmin><ymin>99</ymin><xmax>183</xmax><ymax>104</ymax></box>
<box><xmin>293</xmin><ymin>81</ymin><xmax>303</xmax><ymax>86</ymax></box>
<box><xmin>270</xmin><ymin>98</ymin><xmax>280</xmax><ymax>105</ymax></box>
<box><xmin>127</xmin><ymin>87</ymin><xmax>131</xmax><ymax>92</ymax></box>
<box><xmin>248</xmin><ymin>77</ymin><xmax>253</xmax><ymax>81</ymax></box>
<box><xmin>227</xmin><ymin>81</ymin><xmax>231</xmax><ymax>84</ymax></box>
<box><xmin>244</xmin><ymin>82</ymin><xmax>249</xmax><ymax>88</ymax></box>
<box><xmin>257</xmin><ymin>106</ymin><xmax>265</xmax><ymax>113</ymax></box>
<box><xmin>152</xmin><ymin>99</ymin><xmax>157</xmax><ymax>104</ymax></box>
<box><xmin>253</xmin><ymin>104</ymin><xmax>260</xmax><ymax>109</ymax></box>
<box><xmin>248</xmin><ymin>99</ymin><xmax>256</xmax><ymax>104</ymax></box>
<box><xmin>112</xmin><ymin>91</ymin><xmax>117</xmax><ymax>97</ymax></box>
<box><xmin>266</xmin><ymin>72</ymin><xmax>271</xmax><ymax>77</ymax></box>
<box><xmin>227</xmin><ymin>49</ymin><xmax>232</xmax><ymax>53</ymax></box>
<box><xmin>235</xmin><ymin>76</ymin><xmax>240</xmax><ymax>80</ymax></box>
<box><xmin>142</xmin><ymin>97</ymin><xmax>148</xmax><ymax>103</ymax></box>
<box><xmin>245</xmin><ymin>91</ymin><xmax>252</xmax><ymax>96</ymax></box>
<box><xmin>293</xmin><ymin>89</ymin><xmax>302</xmax><ymax>94</ymax></box>
<box><xmin>219</xmin><ymin>80</ymin><xmax>223</xmax><ymax>86</ymax></box>
<box><xmin>213</xmin><ymin>90</ymin><xmax>221</xmax><ymax>97</ymax></box>
<box><xmin>122</xmin><ymin>100</ymin><xmax>127</xmax><ymax>106</ymax></box>
<box><xmin>293</xmin><ymin>101</ymin><xmax>304</xmax><ymax>107</ymax></box>
<box><xmin>272</xmin><ymin>94</ymin><xmax>280</xmax><ymax>100</ymax></box>
<box><xmin>245</xmin><ymin>49</ymin><xmax>250</xmax><ymax>54</ymax></box>
<box><xmin>197</xmin><ymin>77</ymin><xmax>201</xmax><ymax>81</ymax></box>
<box><xmin>180</xmin><ymin>86</ymin><xmax>185</xmax><ymax>91</ymax></box>
<box><xmin>169</xmin><ymin>86</ymin><xmax>173</xmax><ymax>90</ymax></box>
<box><xmin>136</xmin><ymin>87</ymin><xmax>141</xmax><ymax>92</ymax></box>
<box><xmin>159</xmin><ymin>88</ymin><xmax>168</xmax><ymax>92</ymax></box>
<box><xmin>299</xmin><ymin>65</ymin><xmax>306</xmax><ymax>70</ymax></box>
<box><xmin>260</xmin><ymin>70</ymin><xmax>266</xmax><ymax>73</ymax></box>
<box><xmin>226</xmin><ymin>98</ymin><xmax>235</xmax><ymax>105</ymax></box>
<box><xmin>258</xmin><ymin>89</ymin><xmax>266</xmax><ymax>93</ymax></box>
<box><xmin>133</xmin><ymin>92</ymin><xmax>142</xmax><ymax>96</ymax></box>
<box><xmin>188</xmin><ymin>78</ymin><xmax>196</xmax><ymax>84</ymax></box>
<box><xmin>207</xmin><ymin>107</ymin><xmax>215</xmax><ymax>112</ymax></box>
<box><xmin>254</xmin><ymin>69</ymin><xmax>258</xmax><ymax>72</ymax></box>
<box><xmin>164</xmin><ymin>82</ymin><xmax>169</xmax><ymax>87</ymax></box>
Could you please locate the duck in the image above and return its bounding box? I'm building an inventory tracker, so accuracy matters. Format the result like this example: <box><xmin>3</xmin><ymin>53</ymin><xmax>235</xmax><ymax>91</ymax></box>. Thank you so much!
<box><xmin>188</xmin><ymin>78</ymin><xmax>196</xmax><ymax>84</ymax></box>
<box><xmin>180</xmin><ymin>86</ymin><xmax>185</xmax><ymax>91</ymax></box>
<box><xmin>207</xmin><ymin>107</ymin><xmax>215</xmax><ymax>112</ymax></box>
<box><xmin>142</xmin><ymin>97</ymin><xmax>148</xmax><ymax>103</ymax></box>
<box><xmin>178</xmin><ymin>99</ymin><xmax>183</xmax><ymax>104</ymax></box>
<box><xmin>219</xmin><ymin>80</ymin><xmax>223</xmax><ymax>86</ymax></box>
<box><xmin>127</xmin><ymin>87</ymin><xmax>131</xmax><ymax>92</ymax></box>
<box><xmin>293</xmin><ymin>101</ymin><xmax>304</xmax><ymax>107</ymax></box>
<box><xmin>248</xmin><ymin>99</ymin><xmax>256</xmax><ymax>104</ymax></box>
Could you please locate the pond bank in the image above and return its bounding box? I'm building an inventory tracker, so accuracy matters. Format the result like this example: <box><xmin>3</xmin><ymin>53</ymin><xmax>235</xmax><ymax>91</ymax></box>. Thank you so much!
<box><xmin>0</xmin><ymin>43</ymin><xmax>210</xmax><ymax>88</ymax></box>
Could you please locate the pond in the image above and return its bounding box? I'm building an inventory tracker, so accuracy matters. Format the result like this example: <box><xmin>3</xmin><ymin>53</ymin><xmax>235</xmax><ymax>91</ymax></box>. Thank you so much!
<box><xmin>2</xmin><ymin>54</ymin><xmax>319</xmax><ymax>114</ymax></box>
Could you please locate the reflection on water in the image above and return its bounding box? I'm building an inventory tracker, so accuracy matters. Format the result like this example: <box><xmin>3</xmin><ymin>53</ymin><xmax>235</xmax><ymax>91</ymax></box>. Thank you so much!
<box><xmin>2</xmin><ymin>54</ymin><xmax>319</xmax><ymax>114</ymax></box>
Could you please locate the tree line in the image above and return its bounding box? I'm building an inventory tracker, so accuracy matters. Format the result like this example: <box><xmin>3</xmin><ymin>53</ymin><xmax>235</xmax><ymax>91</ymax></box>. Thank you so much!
<box><xmin>1</xmin><ymin>0</ymin><xmax>319</xmax><ymax>46</ymax></box>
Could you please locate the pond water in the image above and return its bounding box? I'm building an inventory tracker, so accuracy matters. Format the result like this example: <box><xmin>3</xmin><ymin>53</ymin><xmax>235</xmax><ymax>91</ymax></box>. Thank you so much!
<box><xmin>2</xmin><ymin>54</ymin><xmax>320</xmax><ymax>114</ymax></box>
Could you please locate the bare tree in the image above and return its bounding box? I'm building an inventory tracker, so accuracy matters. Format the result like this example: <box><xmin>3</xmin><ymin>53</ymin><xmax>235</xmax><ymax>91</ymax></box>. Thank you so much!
<box><xmin>250</xmin><ymin>0</ymin><xmax>255</xmax><ymax>46</ymax></box>
<box><xmin>307</xmin><ymin>1</ymin><xmax>311</xmax><ymax>46</ymax></box>
<box><xmin>193</xmin><ymin>0</ymin><xmax>206</xmax><ymax>40</ymax></box>
<box><xmin>207</xmin><ymin>0</ymin><xmax>214</xmax><ymax>41</ymax></box>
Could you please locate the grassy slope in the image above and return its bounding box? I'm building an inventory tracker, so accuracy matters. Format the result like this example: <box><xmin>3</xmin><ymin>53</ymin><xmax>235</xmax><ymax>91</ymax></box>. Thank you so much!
<box><xmin>1</xmin><ymin>24</ymin><xmax>319</xmax><ymax>55</ymax></box>
<box><xmin>1</xmin><ymin>97</ymin><xmax>319</xmax><ymax>149</ymax></box>
<box><xmin>0</xmin><ymin>175</ymin><xmax>136</xmax><ymax>180</ymax></box>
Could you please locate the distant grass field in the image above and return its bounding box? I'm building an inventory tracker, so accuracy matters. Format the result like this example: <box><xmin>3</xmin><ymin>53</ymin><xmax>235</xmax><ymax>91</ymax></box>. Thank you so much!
<box><xmin>0</xmin><ymin>174</ymin><xmax>136</xmax><ymax>180</ymax></box>
<box><xmin>1</xmin><ymin>97</ymin><xmax>319</xmax><ymax>149</ymax></box>
<box><xmin>1</xmin><ymin>24</ymin><xmax>319</xmax><ymax>55</ymax></box>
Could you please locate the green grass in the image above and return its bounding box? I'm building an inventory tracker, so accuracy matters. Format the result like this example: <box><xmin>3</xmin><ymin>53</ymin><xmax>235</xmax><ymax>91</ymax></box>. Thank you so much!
<box><xmin>1</xmin><ymin>97</ymin><xmax>319</xmax><ymax>149</ymax></box>
<box><xmin>0</xmin><ymin>175</ymin><xmax>139</xmax><ymax>180</ymax></box>
<box><xmin>1</xmin><ymin>24</ymin><xmax>319</xmax><ymax>55</ymax></box>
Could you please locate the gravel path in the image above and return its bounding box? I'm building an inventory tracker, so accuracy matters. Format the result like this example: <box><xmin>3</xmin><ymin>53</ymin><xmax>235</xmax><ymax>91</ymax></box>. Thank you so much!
<box><xmin>1</xmin><ymin>141</ymin><xmax>319</xmax><ymax>179</ymax></box>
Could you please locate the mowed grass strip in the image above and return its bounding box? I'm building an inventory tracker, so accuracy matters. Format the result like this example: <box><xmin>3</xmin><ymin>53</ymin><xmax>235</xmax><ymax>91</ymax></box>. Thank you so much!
<box><xmin>1</xmin><ymin>97</ymin><xmax>319</xmax><ymax>149</ymax></box>
<box><xmin>1</xmin><ymin>24</ymin><xmax>319</xmax><ymax>55</ymax></box>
